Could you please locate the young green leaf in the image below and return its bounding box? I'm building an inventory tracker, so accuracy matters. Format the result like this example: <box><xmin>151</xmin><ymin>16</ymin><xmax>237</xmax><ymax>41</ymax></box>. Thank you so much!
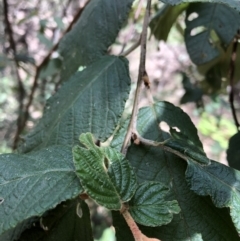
<box><xmin>19</xmin><ymin>56</ymin><xmax>131</xmax><ymax>153</ymax></box>
<box><xmin>73</xmin><ymin>133</ymin><xmax>137</xmax><ymax>210</ymax></box>
<box><xmin>0</xmin><ymin>146</ymin><xmax>82</xmax><ymax>236</ymax></box>
<box><xmin>186</xmin><ymin>160</ymin><xmax>240</xmax><ymax>233</ymax></box>
<box><xmin>129</xmin><ymin>182</ymin><xmax>180</xmax><ymax>227</ymax></box>
<box><xmin>107</xmin><ymin>154</ymin><xmax>137</xmax><ymax>202</ymax></box>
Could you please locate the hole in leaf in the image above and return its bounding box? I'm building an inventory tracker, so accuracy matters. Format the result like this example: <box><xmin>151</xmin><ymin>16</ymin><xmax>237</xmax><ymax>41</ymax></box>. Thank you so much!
<box><xmin>0</xmin><ymin>198</ymin><xmax>4</xmax><ymax>205</ymax></box>
<box><xmin>190</xmin><ymin>26</ymin><xmax>207</xmax><ymax>36</ymax></box>
<box><xmin>159</xmin><ymin>121</ymin><xmax>170</xmax><ymax>132</ymax></box>
<box><xmin>76</xmin><ymin>202</ymin><xmax>83</xmax><ymax>218</ymax></box>
<box><xmin>171</xmin><ymin>126</ymin><xmax>181</xmax><ymax>132</ymax></box>
<box><xmin>187</xmin><ymin>12</ymin><xmax>199</xmax><ymax>21</ymax></box>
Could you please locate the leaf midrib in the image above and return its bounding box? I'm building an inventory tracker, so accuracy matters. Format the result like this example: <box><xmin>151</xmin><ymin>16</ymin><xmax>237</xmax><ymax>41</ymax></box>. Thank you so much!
<box><xmin>42</xmin><ymin>57</ymin><xmax>118</xmax><ymax>148</ymax></box>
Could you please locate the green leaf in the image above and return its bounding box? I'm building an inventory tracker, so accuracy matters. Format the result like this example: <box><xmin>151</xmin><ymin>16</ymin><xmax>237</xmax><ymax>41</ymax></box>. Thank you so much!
<box><xmin>129</xmin><ymin>182</ymin><xmax>180</xmax><ymax>227</ymax></box>
<box><xmin>180</xmin><ymin>73</ymin><xmax>203</xmax><ymax>104</ymax></box>
<box><xmin>18</xmin><ymin>199</ymin><xmax>93</xmax><ymax>241</ymax></box>
<box><xmin>0</xmin><ymin>146</ymin><xmax>82</xmax><ymax>236</ymax></box>
<box><xmin>227</xmin><ymin>132</ymin><xmax>240</xmax><ymax>170</ymax></box>
<box><xmin>59</xmin><ymin>0</ymin><xmax>134</xmax><ymax>81</ymax></box>
<box><xmin>0</xmin><ymin>218</ymin><xmax>36</xmax><ymax>241</ymax></box>
<box><xmin>39</xmin><ymin>58</ymin><xmax>62</xmax><ymax>79</ymax></box>
<box><xmin>160</xmin><ymin>0</ymin><xmax>240</xmax><ymax>13</ymax></box>
<box><xmin>186</xmin><ymin>160</ymin><xmax>240</xmax><ymax>233</ymax></box>
<box><xmin>184</xmin><ymin>3</ymin><xmax>240</xmax><ymax>65</ymax></box>
<box><xmin>73</xmin><ymin>133</ymin><xmax>137</xmax><ymax>210</ymax></box>
<box><xmin>19</xmin><ymin>56</ymin><xmax>131</xmax><ymax>153</ymax></box>
<box><xmin>111</xmin><ymin>101</ymin><xmax>240</xmax><ymax>240</ymax></box>
<box><xmin>150</xmin><ymin>4</ymin><xmax>188</xmax><ymax>41</ymax></box>
<box><xmin>107</xmin><ymin>155</ymin><xmax>137</xmax><ymax>202</ymax></box>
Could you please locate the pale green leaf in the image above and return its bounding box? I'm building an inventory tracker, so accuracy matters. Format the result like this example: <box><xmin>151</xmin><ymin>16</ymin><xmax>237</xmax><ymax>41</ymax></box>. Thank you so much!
<box><xmin>0</xmin><ymin>146</ymin><xmax>82</xmax><ymax>236</ymax></box>
<box><xmin>59</xmin><ymin>0</ymin><xmax>134</xmax><ymax>81</ymax></box>
<box><xmin>107</xmin><ymin>155</ymin><xmax>137</xmax><ymax>202</ymax></box>
<box><xmin>19</xmin><ymin>56</ymin><xmax>131</xmax><ymax>153</ymax></box>
<box><xmin>161</xmin><ymin>0</ymin><xmax>240</xmax><ymax>12</ymax></box>
<box><xmin>186</xmin><ymin>160</ymin><xmax>240</xmax><ymax>233</ymax></box>
<box><xmin>129</xmin><ymin>182</ymin><xmax>180</xmax><ymax>227</ymax></box>
<box><xmin>73</xmin><ymin>133</ymin><xmax>137</xmax><ymax>210</ymax></box>
<box><xmin>184</xmin><ymin>3</ymin><xmax>240</xmax><ymax>65</ymax></box>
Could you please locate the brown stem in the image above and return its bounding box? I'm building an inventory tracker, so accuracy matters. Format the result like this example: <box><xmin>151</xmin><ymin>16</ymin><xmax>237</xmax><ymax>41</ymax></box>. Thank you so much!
<box><xmin>229</xmin><ymin>30</ymin><xmax>240</xmax><ymax>131</ymax></box>
<box><xmin>13</xmin><ymin>0</ymin><xmax>90</xmax><ymax>148</ymax></box>
<box><xmin>122</xmin><ymin>210</ymin><xmax>160</xmax><ymax>241</ymax></box>
<box><xmin>121</xmin><ymin>0</ymin><xmax>152</xmax><ymax>154</ymax></box>
<box><xmin>133</xmin><ymin>134</ymin><xmax>188</xmax><ymax>162</ymax></box>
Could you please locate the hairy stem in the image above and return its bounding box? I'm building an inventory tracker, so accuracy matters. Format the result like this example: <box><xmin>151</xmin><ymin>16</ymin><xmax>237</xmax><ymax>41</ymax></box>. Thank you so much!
<box><xmin>122</xmin><ymin>209</ymin><xmax>160</xmax><ymax>241</ymax></box>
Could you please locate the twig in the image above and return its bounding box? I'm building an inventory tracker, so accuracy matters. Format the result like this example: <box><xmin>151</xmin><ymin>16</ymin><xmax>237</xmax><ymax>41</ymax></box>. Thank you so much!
<box><xmin>229</xmin><ymin>30</ymin><xmax>240</xmax><ymax>131</ymax></box>
<box><xmin>13</xmin><ymin>0</ymin><xmax>90</xmax><ymax>148</ymax></box>
<box><xmin>122</xmin><ymin>209</ymin><xmax>160</xmax><ymax>241</ymax></box>
<box><xmin>133</xmin><ymin>134</ymin><xmax>188</xmax><ymax>161</ymax></box>
<box><xmin>121</xmin><ymin>0</ymin><xmax>152</xmax><ymax>154</ymax></box>
<box><xmin>121</xmin><ymin>36</ymin><xmax>141</xmax><ymax>56</ymax></box>
<box><xmin>3</xmin><ymin>0</ymin><xmax>26</xmax><ymax>149</ymax></box>
<box><xmin>119</xmin><ymin>0</ymin><xmax>144</xmax><ymax>55</ymax></box>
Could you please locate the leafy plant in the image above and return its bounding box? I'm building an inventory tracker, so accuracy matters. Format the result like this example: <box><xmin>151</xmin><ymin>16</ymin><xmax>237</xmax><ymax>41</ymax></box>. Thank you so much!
<box><xmin>1</xmin><ymin>0</ymin><xmax>240</xmax><ymax>240</ymax></box>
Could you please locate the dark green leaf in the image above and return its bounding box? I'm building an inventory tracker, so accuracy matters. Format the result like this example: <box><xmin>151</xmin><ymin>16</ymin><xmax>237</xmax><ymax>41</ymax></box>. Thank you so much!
<box><xmin>0</xmin><ymin>146</ymin><xmax>82</xmax><ymax>236</ymax></box>
<box><xmin>0</xmin><ymin>218</ymin><xmax>36</xmax><ymax>241</ymax></box>
<box><xmin>39</xmin><ymin>58</ymin><xmax>62</xmax><ymax>79</ymax></box>
<box><xmin>161</xmin><ymin>0</ymin><xmax>240</xmax><ymax>13</ymax></box>
<box><xmin>186</xmin><ymin>160</ymin><xmax>240</xmax><ymax>233</ymax></box>
<box><xmin>59</xmin><ymin>0</ymin><xmax>133</xmax><ymax>81</ymax></box>
<box><xmin>227</xmin><ymin>132</ymin><xmax>240</xmax><ymax>170</ymax></box>
<box><xmin>150</xmin><ymin>4</ymin><xmax>188</xmax><ymax>41</ymax></box>
<box><xmin>180</xmin><ymin>73</ymin><xmax>203</xmax><ymax>104</ymax></box>
<box><xmin>73</xmin><ymin>133</ymin><xmax>137</xmax><ymax>210</ymax></box>
<box><xmin>19</xmin><ymin>56</ymin><xmax>131</xmax><ymax>153</ymax></box>
<box><xmin>184</xmin><ymin>3</ymin><xmax>240</xmax><ymax>65</ymax></box>
<box><xmin>112</xmin><ymin>101</ymin><xmax>240</xmax><ymax>240</ymax></box>
<box><xmin>129</xmin><ymin>182</ymin><xmax>180</xmax><ymax>227</ymax></box>
<box><xmin>19</xmin><ymin>199</ymin><xmax>93</xmax><ymax>241</ymax></box>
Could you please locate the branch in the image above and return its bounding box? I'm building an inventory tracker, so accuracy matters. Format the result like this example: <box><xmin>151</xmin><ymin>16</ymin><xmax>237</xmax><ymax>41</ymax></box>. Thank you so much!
<box><xmin>121</xmin><ymin>36</ymin><xmax>141</xmax><ymax>57</ymax></box>
<box><xmin>3</xmin><ymin>0</ymin><xmax>26</xmax><ymax>149</ymax></box>
<box><xmin>121</xmin><ymin>0</ymin><xmax>152</xmax><ymax>154</ymax></box>
<box><xmin>132</xmin><ymin>133</ymin><xmax>210</xmax><ymax>165</ymax></box>
<box><xmin>229</xmin><ymin>30</ymin><xmax>240</xmax><ymax>131</ymax></box>
<box><xmin>122</xmin><ymin>209</ymin><xmax>160</xmax><ymax>241</ymax></box>
<box><xmin>13</xmin><ymin>0</ymin><xmax>90</xmax><ymax>148</ymax></box>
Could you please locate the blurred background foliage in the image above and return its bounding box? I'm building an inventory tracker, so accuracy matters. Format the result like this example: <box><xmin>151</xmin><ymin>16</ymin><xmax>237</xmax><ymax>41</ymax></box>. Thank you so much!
<box><xmin>1</xmin><ymin>0</ymin><xmax>240</xmax><ymax>239</ymax></box>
